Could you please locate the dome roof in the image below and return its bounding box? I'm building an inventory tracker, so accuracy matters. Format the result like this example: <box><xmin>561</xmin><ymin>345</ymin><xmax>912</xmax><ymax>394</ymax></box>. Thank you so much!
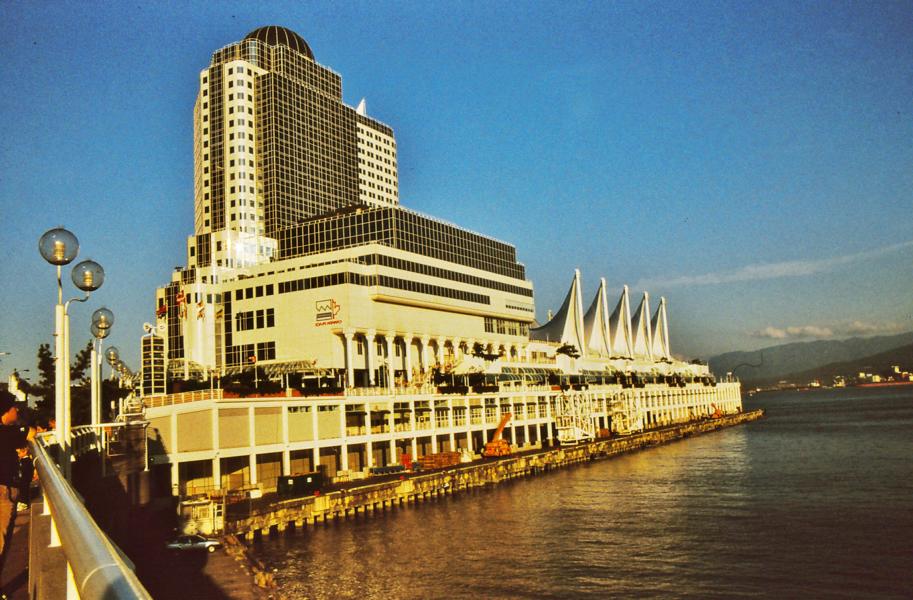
<box><xmin>244</xmin><ymin>26</ymin><xmax>314</xmax><ymax>60</ymax></box>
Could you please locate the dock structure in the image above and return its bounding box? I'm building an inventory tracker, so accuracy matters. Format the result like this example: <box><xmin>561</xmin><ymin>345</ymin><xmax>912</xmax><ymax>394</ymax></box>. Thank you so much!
<box><xmin>224</xmin><ymin>410</ymin><xmax>763</xmax><ymax>541</ymax></box>
<box><xmin>142</xmin><ymin>378</ymin><xmax>743</xmax><ymax>534</ymax></box>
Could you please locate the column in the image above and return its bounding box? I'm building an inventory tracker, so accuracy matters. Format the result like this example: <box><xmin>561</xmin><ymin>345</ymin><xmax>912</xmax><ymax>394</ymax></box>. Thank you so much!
<box><xmin>465</xmin><ymin>397</ymin><xmax>473</xmax><ymax>453</ymax></box>
<box><xmin>365</xmin><ymin>404</ymin><xmax>374</xmax><ymax>469</ymax></box>
<box><xmin>248</xmin><ymin>406</ymin><xmax>258</xmax><ymax>486</ymax></box>
<box><xmin>282</xmin><ymin>405</ymin><xmax>290</xmax><ymax>475</ymax></box>
<box><xmin>366</xmin><ymin>329</ymin><xmax>377</xmax><ymax>387</ymax></box>
<box><xmin>388</xmin><ymin>398</ymin><xmax>397</xmax><ymax>464</ymax></box>
<box><xmin>171</xmin><ymin>461</ymin><xmax>180</xmax><ymax>497</ymax></box>
<box><xmin>339</xmin><ymin>402</ymin><xmax>349</xmax><ymax>472</ymax></box>
<box><xmin>211</xmin><ymin>408</ymin><xmax>221</xmax><ymax>490</ymax></box>
<box><xmin>452</xmin><ymin>337</ymin><xmax>462</xmax><ymax>362</ymax></box>
<box><xmin>523</xmin><ymin>400</ymin><xmax>531</xmax><ymax>445</ymax></box>
<box><xmin>311</xmin><ymin>403</ymin><xmax>320</xmax><ymax>472</ymax></box>
<box><xmin>385</xmin><ymin>335</ymin><xmax>395</xmax><ymax>390</ymax></box>
<box><xmin>212</xmin><ymin>456</ymin><xmax>221</xmax><ymax>492</ymax></box>
<box><xmin>409</xmin><ymin>399</ymin><xmax>418</xmax><ymax>458</ymax></box>
<box><xmin>448</xmin><ymin>397</ymin><xmax>455</xmax><ymax>450</ymax></box>
<box><xmin>430</xmin><ymin>402</ymin><xmax>438</xmax><ymax>453</ymax></box>
<box><xmin>404</xmin><ymin>333</ymin><xmax>413</xmax><ymax>383</ymax></box>
<box><xmin>546</xmin><ymin>395</ymin><xmax>554</xmax><ymax>443</ymax></box>
<box><xmin>421</xmin><ymin>336</ymin><xmax>431</xmax><ymax>374</ymax></box>
<box><xmin>343</xmin><ymin>330</ymin><xmax>355</xmax><ymax>388</ymax></box>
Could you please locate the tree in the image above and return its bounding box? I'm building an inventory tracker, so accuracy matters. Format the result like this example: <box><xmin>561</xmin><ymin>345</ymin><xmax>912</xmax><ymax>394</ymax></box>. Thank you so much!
<box><xmin>471</xmin><ymin>342</ymin><xmax>500</xmax><ymax>362</ymax></box>
<box><xmin>71</xmin><ymin>340</ymin><xmax>93</xmax><ymax>385</ymax></box>
<box><xmin>30</xmin><ymin>343</ymin><xmax>56</xmax><ymax>424</ymax></box>
<box><xmin>556</xmin><ymin>343</ymin><xmax>580</xmax><ymax>359</ymax></box>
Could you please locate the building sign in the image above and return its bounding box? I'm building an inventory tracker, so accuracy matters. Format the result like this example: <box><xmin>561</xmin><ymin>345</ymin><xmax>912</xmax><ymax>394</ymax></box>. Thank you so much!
<box><xmin>315</xmin><ymin>299</ymin><xmax>342</xmax><ymax>327</ymax></box>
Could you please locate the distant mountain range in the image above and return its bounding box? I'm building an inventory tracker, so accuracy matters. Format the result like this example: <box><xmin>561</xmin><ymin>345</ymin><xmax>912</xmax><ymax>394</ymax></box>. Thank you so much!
<box><xmin>773</xmin><ymin>343</ymin><xmax>913</xmax><ymax>387</ymax></box>
<box><xmin>707</xmin><ymin>332</ymin><xmax>913</xmax><ymax>385</ymax></box>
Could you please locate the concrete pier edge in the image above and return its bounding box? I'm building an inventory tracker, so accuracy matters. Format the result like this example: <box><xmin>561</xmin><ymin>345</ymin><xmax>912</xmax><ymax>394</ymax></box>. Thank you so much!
<box><xmin>227</xmin><ymin>410</ymin><xmax>764</xmax><ymax>544</ymax></box>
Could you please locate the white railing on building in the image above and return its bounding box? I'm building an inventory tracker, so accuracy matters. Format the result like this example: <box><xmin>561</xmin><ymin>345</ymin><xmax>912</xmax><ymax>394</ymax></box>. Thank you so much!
<box><xmin>29</xmin><ymin>431</ymin><xmax>153</xmax><ymax>599</ymax></box>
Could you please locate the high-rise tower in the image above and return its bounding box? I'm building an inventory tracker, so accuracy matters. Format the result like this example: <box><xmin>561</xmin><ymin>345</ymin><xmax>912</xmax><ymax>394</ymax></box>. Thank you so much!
<box><xmin>153</xmin><ymin>25</ymin><xmax>534</xmax><ymax>380</ymax></box>
<box><xmin>191</xmin><ymin>25</ymin><xmax>399</xmax><ymax>270</ymax></box>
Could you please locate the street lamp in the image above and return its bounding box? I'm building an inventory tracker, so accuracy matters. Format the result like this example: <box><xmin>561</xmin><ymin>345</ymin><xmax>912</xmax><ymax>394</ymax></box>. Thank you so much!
<box><xmin>90</xmin><ymin>308</ymin><xmax>114</xmax><ymax>426</ymax></box>
<box><xmin>39</xmin><ymin>227</ymin><xmax>105</xmax><ymax>480</ymax></box>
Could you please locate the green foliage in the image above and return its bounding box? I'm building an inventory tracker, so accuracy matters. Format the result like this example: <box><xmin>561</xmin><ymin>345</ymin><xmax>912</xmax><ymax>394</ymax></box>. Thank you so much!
<box><xmin>471</xmin><ymin>342</ymin><xmax>501</xmax><ymax>362</ymax></box>
<box><xmin>70</xmin><ymin>340</ymin><xmax>93</xmax><ymax>384</ymax></box>
<box><xmin>220</xmin><ymin>368</ymin><xmax>282</xmax><ymax>396</ymax></box>
<box><xmin>21</xmin><ymin>342</ymin><xmax>131</xmax><ymax>426</ymax></box>
<box><xmin>31</xmin><ymin>343</ymin><xmax>56</xmax><ymax>424</ymax></box>
<box><xmin>556</xmin><ymin>343</ymin><xmax>580</xmax><ymax>359</ymax></box>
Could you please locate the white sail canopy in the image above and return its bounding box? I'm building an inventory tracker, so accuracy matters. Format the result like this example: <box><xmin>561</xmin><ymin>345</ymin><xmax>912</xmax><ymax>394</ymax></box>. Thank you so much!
<box><xmin>651</xmin><ymin>296</ymin><xmax>671</xmax><ymax>360</ymax></box>
<box><xmin>582</xmin><ymin>278</ymin><xmax>611</xmax><ymax>358</ymax></box>
<box><xmin>530</xmin><ymin>269</ymin><xmax>586</xmax><ymax>354</ymax></box>
<box><xmin>630</xmin><ymin>291</ymin><xmax>653</xmax><ymax>361</ymax></box>
<box><xmin>608</xmin><ymin>285</ymin><xmax>633</xmax><ymax>358</ymax></box>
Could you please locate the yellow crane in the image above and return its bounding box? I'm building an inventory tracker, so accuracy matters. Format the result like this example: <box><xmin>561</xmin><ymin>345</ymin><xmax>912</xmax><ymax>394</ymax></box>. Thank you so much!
<box><xmin>483</xmin><ymin>412</ymin><xmax>513</xmax><ymax>457</ymax></box>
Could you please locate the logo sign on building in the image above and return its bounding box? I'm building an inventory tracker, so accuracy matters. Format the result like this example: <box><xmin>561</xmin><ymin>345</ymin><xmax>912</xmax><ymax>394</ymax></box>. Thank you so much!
<box><xmin>315</xmin><ymin>299</ymin><xmax>342</xmax><ymax>326</ymax></box>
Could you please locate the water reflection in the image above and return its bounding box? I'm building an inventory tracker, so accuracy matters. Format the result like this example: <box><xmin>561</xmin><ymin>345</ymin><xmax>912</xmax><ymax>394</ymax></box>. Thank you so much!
<box><xmin>255</xmin><ymin>388</ymin><xmax>913</xmax><ymax>599</ymax></box>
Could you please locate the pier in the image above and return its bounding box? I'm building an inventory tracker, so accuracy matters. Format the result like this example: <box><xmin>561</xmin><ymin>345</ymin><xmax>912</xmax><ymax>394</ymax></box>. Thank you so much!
<box><xmin>227</xmin><ymin>410</ymin><xmax>763</xmax><ymax>541</ymax></box>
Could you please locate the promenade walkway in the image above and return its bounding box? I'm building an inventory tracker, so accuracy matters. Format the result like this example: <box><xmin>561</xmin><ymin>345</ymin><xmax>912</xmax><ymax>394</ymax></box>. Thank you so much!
<box><xmin>2</xmin><ymin>506</ymin><xmax>30</xmax><ymax>600</ymax></box>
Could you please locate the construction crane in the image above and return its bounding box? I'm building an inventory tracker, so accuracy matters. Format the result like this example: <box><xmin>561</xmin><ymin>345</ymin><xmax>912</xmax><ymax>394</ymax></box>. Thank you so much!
<box><xmin>483</xmin><ymin>412</ymin><xmax>513</xmax><ymax>457</ymax></box>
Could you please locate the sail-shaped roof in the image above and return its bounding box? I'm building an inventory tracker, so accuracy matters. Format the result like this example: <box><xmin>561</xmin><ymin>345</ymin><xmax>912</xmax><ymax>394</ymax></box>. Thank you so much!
<box><xmin>651</xmin><ymin>297</ymin><xmax>671</xmax><ymax>360</ymax></box>
<box><xmin>608</xmin><ymin>285</ymin><xmax>633</xmax><ymax>358</ymax></box>
<box><xmin>630</xmin><ymin>292</ymin><xmax>653</xmax><ymax>360</ymax></box>
<box><xmin>582</xmin><ymin>278</ymin><xmax>610</xmax><ymax>357</ymax></box>
<box><xmin>530</xmin><ymin>270</ymin><xmax>585</xmax><ymax>353</ymax></box>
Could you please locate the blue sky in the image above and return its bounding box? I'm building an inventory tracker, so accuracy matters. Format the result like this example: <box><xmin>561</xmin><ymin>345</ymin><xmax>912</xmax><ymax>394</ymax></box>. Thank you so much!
<box><xmin>1</xmin><ymin>0</ymin><xmax>911</xmax><ymax>379</ymax></box>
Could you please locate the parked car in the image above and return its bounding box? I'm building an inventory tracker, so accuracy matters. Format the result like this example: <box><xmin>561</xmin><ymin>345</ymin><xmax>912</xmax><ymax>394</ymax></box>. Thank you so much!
<box><xmin>166</xmin><ymin>534</ymin><xmax>221</xmax><ymax>553</ymax></box>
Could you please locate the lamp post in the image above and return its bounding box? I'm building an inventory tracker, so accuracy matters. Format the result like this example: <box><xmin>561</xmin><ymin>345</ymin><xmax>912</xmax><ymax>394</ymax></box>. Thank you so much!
<box><xmin>39</xmin><ymin>227</ymin><xmax>105</xmax><ymax>480</ymax></box>
<box><xmin>90</xmin><ymin>308</ymin><xmax>114</xmax><ymax>426</ymax></box>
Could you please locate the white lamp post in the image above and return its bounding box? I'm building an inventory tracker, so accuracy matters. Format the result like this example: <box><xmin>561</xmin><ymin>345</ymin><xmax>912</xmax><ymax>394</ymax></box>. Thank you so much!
<box><xmin>39</xmin><ymin>227</ymin><xmax>105</xmax><ymax>480</ymax></box>
<box><xmin>90</xmin><ymin>308</ymin><xmax>114</xmax><ymax>426</ymax></box>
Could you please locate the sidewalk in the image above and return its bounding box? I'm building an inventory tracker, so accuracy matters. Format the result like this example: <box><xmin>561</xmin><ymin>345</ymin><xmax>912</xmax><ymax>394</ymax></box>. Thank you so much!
<box><xmin>1</xmin><ymin>504</ymin><xmax>30</xmax><ymax>600</ymax></box>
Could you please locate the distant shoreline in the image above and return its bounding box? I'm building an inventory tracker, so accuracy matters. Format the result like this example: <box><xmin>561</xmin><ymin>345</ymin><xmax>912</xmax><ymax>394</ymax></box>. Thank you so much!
<box><xmin>748</xmin><ymin>382</ymin><xmax>913</xmax><ymax>394</ymax></box>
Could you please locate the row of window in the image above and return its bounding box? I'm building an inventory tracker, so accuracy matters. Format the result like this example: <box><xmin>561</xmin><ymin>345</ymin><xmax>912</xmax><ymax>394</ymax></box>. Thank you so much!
<box><xmin>235</xmin><ymin>308</ymin><xmax>276</xmax><ymax>331</ymax></box>
<box><xmin>226</xmin><ymin>341</ymin><xmax>276</xmax><ymax>366</ymax></box>
<box><xmin>276</xmin><ymin>206</ymin><xmax>526</xmax><ymax>280</ymax></box>
<box><xmin>505</xmin><ymin>303</ymin><xmax>536</xmax><ymax>313</ymax></box>
<box><xmin>355</xmin><ymin>254</ymin><xmax>533</xmax><ymax>298</ymax></box>
<box><xmin>484</xmin><ymin>317</ymin><xmax>529</xmax><ymax>337</ymax></box>
<box><xmin>276</xmin><ymin>270</ymin><xmax>490</xmax><ymax>305</ymax></box>
<box><xmin>233</xmin><ymin>284</ymin><xmax>275</xmax><ymax>300</ymax></box>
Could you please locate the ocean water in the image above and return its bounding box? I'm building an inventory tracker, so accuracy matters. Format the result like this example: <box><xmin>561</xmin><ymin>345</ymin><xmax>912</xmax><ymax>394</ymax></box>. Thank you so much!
<box><xmin>254</xmin><ymin>387</ymin><xmax>913</xmax><ymax>599</ymax></box>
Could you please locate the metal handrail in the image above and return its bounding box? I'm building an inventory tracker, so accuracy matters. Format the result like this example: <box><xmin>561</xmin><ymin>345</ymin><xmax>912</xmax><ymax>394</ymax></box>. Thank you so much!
<box><xmin>29</xmin><ymin>437</ymin><xmax>153</xmax><ymax>599</ymax></box>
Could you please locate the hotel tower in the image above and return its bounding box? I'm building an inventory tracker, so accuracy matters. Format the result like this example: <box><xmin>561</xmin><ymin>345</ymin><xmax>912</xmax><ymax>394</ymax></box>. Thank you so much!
<box><xmin>142</xmin><ymin>26</ymin><xmax>740</xmax><ymax>507</ymax></box>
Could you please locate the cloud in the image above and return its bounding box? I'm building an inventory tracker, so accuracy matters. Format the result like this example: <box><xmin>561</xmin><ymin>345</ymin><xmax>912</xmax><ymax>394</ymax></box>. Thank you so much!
<box><xmin>752</xmin><ymin>325</ymin><xmax>834</xmax><ymax>339</ymax></box>
<box><xmin>838</xmin><ymin>320</ymin><xmax>907</xmax><ymax>336</ymax></box>
<box><xmin>636</xmin><ymin>240</ymin><xmax>913</xmax><ymax>289</ymax></box>
<box><xmin>750</xmin><ymin>320</ymin><xmax>907</xmax><ymax>340</ymax></box>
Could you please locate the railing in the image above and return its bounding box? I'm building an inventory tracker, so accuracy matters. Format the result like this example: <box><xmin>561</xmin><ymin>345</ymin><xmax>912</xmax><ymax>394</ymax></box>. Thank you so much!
<box><xmin>143</xmin><ymin>388</ymin><xmax>222</xmax><ymax>408</ymax></box>
<box><xmin>29</xmin><ymin>432</ymin><xmax>153</xmax><ymax>599</ymax></box>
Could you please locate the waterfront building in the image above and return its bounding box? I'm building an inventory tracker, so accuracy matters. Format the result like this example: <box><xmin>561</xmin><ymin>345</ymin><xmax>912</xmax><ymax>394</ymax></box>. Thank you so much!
<box><xmin>139</xmin><ymin>26</ymin><xmax>741</xmax><ymax>506</ymax></box>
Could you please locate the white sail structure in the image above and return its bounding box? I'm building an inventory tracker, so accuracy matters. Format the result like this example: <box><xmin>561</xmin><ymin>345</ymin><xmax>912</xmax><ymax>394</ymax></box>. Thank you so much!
<box><xmin>608</xmin><ymin>285</ymin><xmax>633</xmax><ymax>358</ymax></box>
<box><xmin>582</xmin><ymin>277</ymin><xmax>611</xmax><ymax>358</ymax></box>
<box><xmin>530</xmin><ymin>269</ymin><xmax>586</xmax><ymax>354</ymax></box>
<box><xmin>651</xmin><ymin>296</ymin><xmax>671</xmax><ymax>360</ymax></box>
<box><xmin>630</xmin><ymin>292</ymin><xmax>654</xmax><ymax>361</ymax></box>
